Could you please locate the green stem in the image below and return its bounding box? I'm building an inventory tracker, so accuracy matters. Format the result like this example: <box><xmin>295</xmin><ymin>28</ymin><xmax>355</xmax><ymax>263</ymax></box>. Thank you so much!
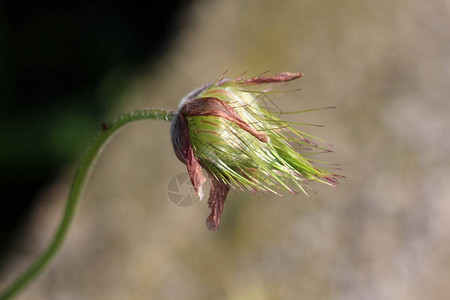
<box><xmin>0</xmin><ymin>108</ymin><xmax>174</xmax><ymax>300</ymax></box>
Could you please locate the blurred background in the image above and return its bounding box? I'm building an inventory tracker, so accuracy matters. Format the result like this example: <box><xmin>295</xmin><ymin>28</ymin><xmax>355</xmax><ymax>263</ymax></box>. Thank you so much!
<box><xmin>1</xmin><ymin>0</ymin><xmax>449</xmax><ymax>299</ymax></box>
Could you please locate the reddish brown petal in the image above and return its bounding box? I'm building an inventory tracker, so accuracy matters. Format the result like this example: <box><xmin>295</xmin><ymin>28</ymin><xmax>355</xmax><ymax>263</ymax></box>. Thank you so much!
<box><xmin>206</xmin><ymin>176</ymin><xmax>230</xmax><ymax>231</ymax></box>
<box><xmin>170</xmin><ymin>112</ymin><xmax>206</xmax><ymax>197</ymax></box>
<box><xmin>181</xmin><ymin>97</ymin><xmax>268</xmax><ymax>143</ymax></box>
<box><xmin>241</xmin><ymin>72</ymin><xmax>303</xmax><ymax>84</ymax></box>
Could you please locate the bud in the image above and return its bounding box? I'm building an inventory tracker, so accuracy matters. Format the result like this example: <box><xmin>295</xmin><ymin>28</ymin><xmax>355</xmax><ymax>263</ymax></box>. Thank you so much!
<box><xmin>171</xmin><ymin>72</ymin><xmax>341</xmax><ymax>231</ymax></box>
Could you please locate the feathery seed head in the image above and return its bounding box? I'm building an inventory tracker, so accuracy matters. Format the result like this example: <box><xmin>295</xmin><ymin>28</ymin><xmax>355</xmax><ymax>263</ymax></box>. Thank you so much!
<box><xmin>171</xmin><ymin>72</ymin><xmax>341</xmax><ymax>231</ymax></box>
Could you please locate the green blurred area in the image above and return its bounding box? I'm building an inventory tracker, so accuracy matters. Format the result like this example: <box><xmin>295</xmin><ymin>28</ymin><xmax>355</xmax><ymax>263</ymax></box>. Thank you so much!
<box><xmin>2</xmin><ymin>0</ymin><xmax>450</xmax><ymax>299</ymax></box>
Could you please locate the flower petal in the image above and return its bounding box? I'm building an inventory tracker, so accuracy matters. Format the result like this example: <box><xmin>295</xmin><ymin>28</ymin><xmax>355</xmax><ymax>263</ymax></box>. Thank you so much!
<box><xmin>170</xmin><ymin>112</ymin><xmax>206</xmax><ymax>198</ymax></box>
<box><xmin>205</xmin><ymin>175</ymin><xmax>230</xmax><ymax>231</ymax></box>
<box><xmin>181</xmin><ymin>97</ymin><xmax>268</xmax><ymax>143</ymax></box>
<box><xmin>240</xmin><ymin>72</ymin><xmax>303</xmax><ymax>84</ymax></box>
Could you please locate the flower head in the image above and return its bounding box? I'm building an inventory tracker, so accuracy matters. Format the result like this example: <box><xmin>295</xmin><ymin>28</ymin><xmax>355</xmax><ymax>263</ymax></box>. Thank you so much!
<box><xmin>171</xmin><ymin>72</ymin><xmax>341</xmax><ymax>231</ymax></box>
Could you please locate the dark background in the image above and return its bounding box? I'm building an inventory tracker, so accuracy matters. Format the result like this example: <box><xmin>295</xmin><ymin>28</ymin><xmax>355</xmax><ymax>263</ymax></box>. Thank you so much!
<box><xmin>0</xmin><ymin>0</ymin><xmax>190</xmax><ymax>259</ymax></box>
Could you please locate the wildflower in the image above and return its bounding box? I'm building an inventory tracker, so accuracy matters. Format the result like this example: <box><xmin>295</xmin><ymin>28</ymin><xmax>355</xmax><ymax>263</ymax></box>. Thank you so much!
<box><xmin>170</xmin><ymin>72</ymin><xmax>340</xmax><ymax>231</ymax></box>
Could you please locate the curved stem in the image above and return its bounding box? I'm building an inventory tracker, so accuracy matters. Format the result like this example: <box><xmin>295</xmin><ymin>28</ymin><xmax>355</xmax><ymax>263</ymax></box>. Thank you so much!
<box><xmin>0</xmin><ymin>109</ymin><xmax>174</xmax><ymax>300</ymax></box>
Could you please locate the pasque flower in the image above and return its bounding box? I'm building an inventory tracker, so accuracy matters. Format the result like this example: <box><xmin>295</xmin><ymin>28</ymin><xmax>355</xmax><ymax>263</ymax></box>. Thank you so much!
<box><xmin>1</xmin><ymin>72</ymin><xmax>342</xmax><ymax>300</ymax></box>
<box><xmin>171</xmin><ymin>72</ymin><xmax>341</xmax><ymax>231</ymax></box>
<box><xmin>2</xmin><ymin>72</ymin><xmax>343</xmax><ymax>299</ymax></box>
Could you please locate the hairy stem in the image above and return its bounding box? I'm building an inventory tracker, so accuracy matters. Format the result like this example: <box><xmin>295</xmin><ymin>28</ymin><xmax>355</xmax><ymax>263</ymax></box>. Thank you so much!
<box><xmin>0</xmin><ymin>109</ymin><xmax>174</xmax><ymax>300</ymax></box>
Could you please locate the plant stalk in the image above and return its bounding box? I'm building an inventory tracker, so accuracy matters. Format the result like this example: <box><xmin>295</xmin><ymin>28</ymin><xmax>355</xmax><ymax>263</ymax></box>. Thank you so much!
<box><xmin>0</xmin><ymin>109</ymin><xmax>174</xmax><ymax>300</ymax></box>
